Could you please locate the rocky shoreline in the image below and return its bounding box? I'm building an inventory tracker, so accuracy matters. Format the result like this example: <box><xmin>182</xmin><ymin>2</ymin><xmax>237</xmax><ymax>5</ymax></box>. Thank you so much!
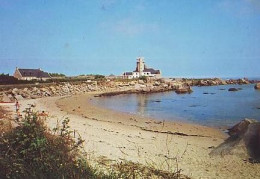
<box><xmin>0</xmin><ymin>78</ymin><xmax>258</xmax><ymax>102</ymax></box>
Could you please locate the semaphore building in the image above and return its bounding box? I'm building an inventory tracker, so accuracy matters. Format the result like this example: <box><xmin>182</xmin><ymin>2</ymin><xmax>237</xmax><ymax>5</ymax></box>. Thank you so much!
<box><xmin>123</xmin><ymin>57</ymin><xmax>161</xmax><ymax>79</ymax></box>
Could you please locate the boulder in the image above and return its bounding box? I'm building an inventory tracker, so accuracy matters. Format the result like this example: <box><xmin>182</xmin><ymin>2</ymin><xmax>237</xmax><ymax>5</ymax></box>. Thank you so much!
<box><xmin>198</xmin><ymin>80</ymin><xmax>207</xmax><ymax>86</ymax></box>
<box><xmin>228</xmin><ymin>119</ymin><xmax>257</xmax><ymax>137</ymax></box>
<box><xmin>129</xmin><ymin>81</ymin><xmax>135</xmax><ymax>86</ymax></box>
<box><xmin>32</xmin><ymin>87</ymin><xmax>38</xmax><ymax>92</ymax></box>
<box><xmin>228</xmin><ymin>88</ymin><xmax>238</xmax><ymax>92</ymax></box>
<box><xmin>15</xmin><ymin>95</ymin><xmax>24</xmax><ymax>101</ymax></box>
<box><xmin>11</xmin><ymin>88</ymin><xmax>19</xmax><ymax>95</ymax></box>
<box><xmin>255</xmin><ymin>83</ymin><xmax>260</xmax><ymax>90</ymax></box>
<box><xmin>154</xmin><ymin>81</ymin><xmax>160</xmax><ymax>86</ymax></box>
<box><xmin>210</xmin><ymin>119</ymin><xmax>260</xmax><ymax>162</ymax></box>
<box><xmin>162</xmin><ymin>84</ymin><xmax>168</xmax><ymax>88</ymax></box>
<box><xmin>238</xmin><ymin>78</ymin><xmax>249</xmax><ymax>85</ymax></box>
<box><xmin>1</xmin><ymin>94</ymin><xmax>11</xmax><ymax>102</ymax></box>
<box><xmin>138</xmin><ymin>80</ymin><xmax>145</xmax><ymax>84</ymax></box>
<box><xmin>175</xmin><ymin>86</ymin><xmax>193</xmax><ymax>94</ymax></box>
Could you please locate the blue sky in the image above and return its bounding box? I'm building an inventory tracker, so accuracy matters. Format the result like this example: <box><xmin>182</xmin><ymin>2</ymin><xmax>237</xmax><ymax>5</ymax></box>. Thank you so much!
<box><xmin>0</xmin><ymin>0</ymin><xmax>260</xmax><ymax>78</ymax></box>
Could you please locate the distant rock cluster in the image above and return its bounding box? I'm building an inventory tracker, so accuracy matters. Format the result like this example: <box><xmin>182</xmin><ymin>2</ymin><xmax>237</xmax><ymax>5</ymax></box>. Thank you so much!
<box><xmin>0</xmin><ymin>82</ymin><xmax>100</xmax><ymax>102</ymax></box>
<box><xmin>0</xmin><ymin>78</ymin><xmax>258</xmax><ymax>102</ymax></box>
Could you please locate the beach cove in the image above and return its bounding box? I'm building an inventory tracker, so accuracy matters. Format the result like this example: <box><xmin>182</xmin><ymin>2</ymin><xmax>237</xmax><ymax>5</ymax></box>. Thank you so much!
<box><xmin>93</xmin><ymin>84</ymin><xmax>260</xmax><ymax>127</ymax></box>
<box><xmin>11</xmin><ymin>91</ymin><xmax>260</xmax><ymax>179</ymax></box>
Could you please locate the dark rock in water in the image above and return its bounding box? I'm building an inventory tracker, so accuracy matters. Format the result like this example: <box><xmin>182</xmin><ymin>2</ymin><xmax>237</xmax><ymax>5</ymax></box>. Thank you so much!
<box><xmin>189</xmin><ymin>104</ymin><xmax>199</xmax><ymax>107</ymax></box>
<box><xmin>210</xmin><ymin>119</ymin><xmax>260</xmax><ymax>162</ymax></box>
<box><xmin>228</xmin><ymin>88</ymin><xmax>239</xmax><ymax>92</ymax></box>
<box><xmin>203</xmin><ymin>92</ymin><xmax>209</xmax><ymax>94</ymax></box>
<box><xmin>255</xmin><ymin>83</ymin><xmax>260</xmax><ymax>90</ymax></box>
<box><xmin>175</xmin><ymin>87</ymin><xmax>193</xmax><ymax>94</ymax></box>
<box><xmin>154</xmin><ymin>100</ymin><xmax>161</xmax><ymax>103</ymax></box>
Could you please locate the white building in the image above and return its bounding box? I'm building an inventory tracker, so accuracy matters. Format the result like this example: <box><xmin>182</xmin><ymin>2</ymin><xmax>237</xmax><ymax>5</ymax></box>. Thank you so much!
<box><xmin>123</xmin><ymin>57</ymin><xmax>161</xmax><ymax>79</ymax></box>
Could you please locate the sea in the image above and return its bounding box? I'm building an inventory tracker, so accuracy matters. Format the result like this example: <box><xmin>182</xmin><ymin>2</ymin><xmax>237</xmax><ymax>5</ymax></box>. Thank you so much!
<box><xmin>92</xmin><ymin>83</ymin><xmax>260</xmax><ymax>128</ymax></box>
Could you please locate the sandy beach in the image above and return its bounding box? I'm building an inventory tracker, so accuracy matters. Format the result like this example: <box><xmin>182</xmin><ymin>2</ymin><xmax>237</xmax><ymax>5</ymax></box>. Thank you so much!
<box><xmin>10</xmin><ymin>93</ymin><xmax>260</xmax><ymax>178</ymax></box>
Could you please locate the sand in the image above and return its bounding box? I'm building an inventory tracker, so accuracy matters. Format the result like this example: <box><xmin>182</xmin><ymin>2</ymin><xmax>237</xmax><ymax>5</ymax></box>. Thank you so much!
<box><xmin>10</xmin><ymin>94</ymin><xmax>260</xmax><ymax>179</ymax></box>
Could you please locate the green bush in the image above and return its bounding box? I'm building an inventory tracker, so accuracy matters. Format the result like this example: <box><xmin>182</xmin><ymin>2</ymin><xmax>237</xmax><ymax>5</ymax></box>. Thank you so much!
<box><xmin>0</xmin><ymin>111</ymin><xmax>96</xmax><ymax>179</ymax></box>
<box><xmin>139</xmin><ymin>76</ymin><xmax>148</xmax><ymax>82</ymax></box>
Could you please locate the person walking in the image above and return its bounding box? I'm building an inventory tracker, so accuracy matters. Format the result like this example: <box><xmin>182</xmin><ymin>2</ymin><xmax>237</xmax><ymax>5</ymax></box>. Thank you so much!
<box><xmin>15</xmin><ymin>101</ymin><xmax>20</xmax><ymax>113</ymax></box>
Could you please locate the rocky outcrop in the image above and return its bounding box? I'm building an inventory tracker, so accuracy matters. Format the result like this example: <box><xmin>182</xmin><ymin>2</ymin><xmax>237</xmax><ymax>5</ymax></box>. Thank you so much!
<box><xmin>255</xmin><ymin>83</ymin><xmax>260</xmax><ymax>90</ymax></box>
<box><xmin>0</xmin><ymin>82</ymin><xmax>100</xmax><ymax>101</ymax></box>
<box><xmin>228</xmin><ymin>119</ymin><xmax>257</xmax><ymax>136</ymax></box>
<box><xmin>210</xmin><ymin>119</ymin><xmax>260</xmax><ymax>162</ymax></box>
<box><xmin>0</xmin><ymin>77</ymin><xmax>256</xmax><ymax>100</ymax></box>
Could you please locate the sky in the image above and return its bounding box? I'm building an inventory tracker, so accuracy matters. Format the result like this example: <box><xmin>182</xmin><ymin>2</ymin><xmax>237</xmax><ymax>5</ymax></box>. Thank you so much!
<box><xmin>0</xmin><ymin>0</ymin><xmax>260</xmax><ymax>78</ymax></box>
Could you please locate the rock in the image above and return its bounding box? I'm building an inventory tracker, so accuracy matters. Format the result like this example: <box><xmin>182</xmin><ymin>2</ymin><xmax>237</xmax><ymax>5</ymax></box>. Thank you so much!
<box><xmin>1</xmin><ymin>94</ymin><xmax>11</xmax><ymax>102</ymax></box>
<box><xmin>211</xmin><ymin>119</ymin><xmax>260</xmax><ymax>162</ymax></box>
<box><xmin>138</xmin><ymin>80</ymin><xmax>145</xmax><ymax>84</ymax></box>
<box><xmin>228</xmin><ymin>119</ymin><xmax>257</xmax><ymax>137</ymax></box>
<box><xmin>134</xmin><ymin>84</ymin><xmax>142</xmax><ymax>91</ymax></box>
<box><xmin>255</xmin><ymin>83</ymin><xmax>260</xmax><ymax>90</ymax></box>
<box><xmin>15</xmin><ymin>95</ymin><xmax>24</xmax><ymax>101</ymax></box>
<box><xmin>220</xmin><ymin>80</ymin><xmax>227</xmax><ymax>85</ymax></box>
<box><xmin>30</xmin><ymin>95</ymin><xmax>38</xmax><ymax>99</ymax></box>
<box><xmin>198</xmin><ymin>80</ymin><xmax>208</xmax><ymax>86</ymax></box>
<box><xmin>175</xmin><ymin>87</ymin><xmax>193</xmax><ymax>94</ymax></box>
<box><xmin>228</xmin><ymin>88</ymin><xmax>238</xmax><ymax>92</ymax></box>
<box><xmin>129</xmin><ymin>81</ymin><xmax>135</xmax><ymax>86</ymax></box>
<box><xmin>154</xmin><ymin>81</ymin><xmax>160</xmax><ymax>86</ymax></box>
<box><xmin>32</xmin><ymin>87</ymin><xmax>38</xmax><ymax>92</ymax></box>
<box><xmin>162</xmin><ymin>84</ymin><xmax>168</xmax><ymax>88</ymax></box>
<box><xmin>142</xmin><ymin>87</ymin><xmax>151</xmax><ymax>93</ymax></box>
<box><xmin>12</xmin><ymin>88</ymin><xmax>19</xmax><ymax>95</ymax></box>
<box><xmin>238</xmin><ymin>78</ymin><xmax>249</xmax><ymax>85</ymax></box>
<box><xmin>154</xmin><ymin>100</ymin><xmax>161</xmax><ymax>103</ymax></box>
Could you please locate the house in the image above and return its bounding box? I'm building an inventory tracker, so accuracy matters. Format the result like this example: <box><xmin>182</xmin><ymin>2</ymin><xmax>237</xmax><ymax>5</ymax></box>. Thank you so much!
<box><xmin>123</xmin><ymin>57</ymin><xmax>161</xmax><ymax>79</ymax></box>
<box><xmin>13</xmin><ymin>67</ymin><xmax>51</xmax><ymax>81</ymax></box>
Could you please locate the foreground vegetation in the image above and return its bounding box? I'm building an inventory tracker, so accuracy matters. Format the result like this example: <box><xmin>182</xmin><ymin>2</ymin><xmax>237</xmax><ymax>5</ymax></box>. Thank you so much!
<box><xmin>0</xmin><ymin>109</ymin><xmax>187</xmax><ymax>179</ymax></box>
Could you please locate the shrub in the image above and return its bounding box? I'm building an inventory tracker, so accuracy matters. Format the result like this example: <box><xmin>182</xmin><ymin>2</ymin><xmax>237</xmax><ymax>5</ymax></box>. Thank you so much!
<box><xmin>139</xmin><ymin>76</ymin><xmax>148</xmax><ymax>82</ymax></box>
<box><xmin>0</xmin><ymin>111</ymin><xmax>96</xmax><ymax>179</ymax></box>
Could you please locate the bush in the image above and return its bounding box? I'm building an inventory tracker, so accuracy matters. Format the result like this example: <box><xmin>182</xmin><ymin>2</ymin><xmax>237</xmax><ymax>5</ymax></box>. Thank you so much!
<box><xmin>139</xmin><ymin>76</ymin><xmax>148</xmax><ymax>82</ymax></box>
<box><xmin>49</xmin><ymin>73</ymin><xmax>66</xmax><ymax>77</ymax></box>
<box><xmin>0</xmin><ymin>111</ymin><xmax>96</xmax><ymax>179</ymax></box>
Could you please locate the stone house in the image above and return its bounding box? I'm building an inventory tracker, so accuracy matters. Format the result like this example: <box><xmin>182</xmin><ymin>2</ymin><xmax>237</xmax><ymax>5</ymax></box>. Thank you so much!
<box><xmin>13</xmin><ymin>68</ymin><xmax>51</xmax><ymax>81</ymax></box>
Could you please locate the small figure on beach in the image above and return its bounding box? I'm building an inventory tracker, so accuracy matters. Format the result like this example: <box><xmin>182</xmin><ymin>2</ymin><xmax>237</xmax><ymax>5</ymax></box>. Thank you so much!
<box><xmin>15</xmin><ymin>101</ymin><xmax>20</xmax><ymax>112</ymax></box>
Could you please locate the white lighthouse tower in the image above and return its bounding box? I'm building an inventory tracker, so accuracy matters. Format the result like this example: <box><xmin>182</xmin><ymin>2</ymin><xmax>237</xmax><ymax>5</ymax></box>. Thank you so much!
<box><xmin>136</xmin><ymin>57</ymin><xmax>145</xmax><ymax>74</ymax></box>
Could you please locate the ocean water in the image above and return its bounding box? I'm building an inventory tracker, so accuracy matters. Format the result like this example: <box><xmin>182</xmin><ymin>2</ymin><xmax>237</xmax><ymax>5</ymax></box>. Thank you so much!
<box><xmin>92</xmin><ymin>84</ymin><xmax>260</xmax><ymax>127</ymax></box>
